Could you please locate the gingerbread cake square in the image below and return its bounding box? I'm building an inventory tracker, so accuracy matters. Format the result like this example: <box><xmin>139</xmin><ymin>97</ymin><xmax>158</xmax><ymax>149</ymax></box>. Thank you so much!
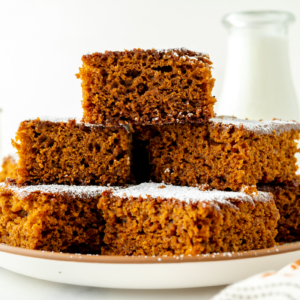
<box><xmin>258</xmin><ymin>179</ymin><xmax>300</xmax><ymax>243</ymax></box>
<box><xmin>98</xmin><ymin>182</ymin><xmax>279</xmax><ymax>256</ymax></box>
<box><xmin>12</xmin><ymin>118</ymin><xmax>133</xmax><ymax>186</ymax></box>
<box><xmin>0</xmin><ymin>155</ymin><xmax>17</xmax><ymax>182</ymax></box>
<box><xmin>133</xmin><ymin>117</ymin><xmax>300</xmax><ymax>191</ymax></box>
<box><xmin>0</xmin><ymin>182</ymin><xmax>109</xmax><ymax>253</ymax></box>
<box><xmin>76</xmin><ymin>48</ymin><xmax>216</xmax><ymax>126</ymax></box>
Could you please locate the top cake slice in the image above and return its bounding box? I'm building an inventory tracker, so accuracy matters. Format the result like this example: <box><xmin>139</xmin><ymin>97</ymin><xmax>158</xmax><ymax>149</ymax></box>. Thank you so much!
<box><xmin>76</xmin><ymin>48</ymin><xmax>216</xmax><ymax>126</ymax></box>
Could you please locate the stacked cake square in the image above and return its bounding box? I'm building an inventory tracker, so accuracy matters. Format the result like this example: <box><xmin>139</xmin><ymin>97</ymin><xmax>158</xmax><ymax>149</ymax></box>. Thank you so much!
<box><xmin>1</xmin><ymin>48</ymin><xmax>300</xmax><ymax>256</ymax></box>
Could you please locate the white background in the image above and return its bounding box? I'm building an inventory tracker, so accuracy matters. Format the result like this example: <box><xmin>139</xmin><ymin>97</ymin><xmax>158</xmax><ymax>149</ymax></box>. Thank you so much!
<box><xmin>1</xmin><ymin>0</ymin><xmax>300</xmax><ymax>156</ymax></box>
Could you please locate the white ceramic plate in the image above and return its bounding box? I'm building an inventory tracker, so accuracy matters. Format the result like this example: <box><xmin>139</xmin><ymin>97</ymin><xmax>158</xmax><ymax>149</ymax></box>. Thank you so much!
<box><xmin>0</xmin><ymin>243</ymin><xmax>300</xmax><ymax>289</ymax></box>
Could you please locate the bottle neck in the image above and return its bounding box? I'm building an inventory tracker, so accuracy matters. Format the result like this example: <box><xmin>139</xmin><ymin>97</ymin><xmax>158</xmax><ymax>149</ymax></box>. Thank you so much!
<box><xmin>227</xmin><ymin>24</ymin><xmax>288</xmax><ymax>38</ymax></box>
<box><xmin>223</xmin><ymin>11</ymin><xmax>294</xmax><ymax>37</ymax></box>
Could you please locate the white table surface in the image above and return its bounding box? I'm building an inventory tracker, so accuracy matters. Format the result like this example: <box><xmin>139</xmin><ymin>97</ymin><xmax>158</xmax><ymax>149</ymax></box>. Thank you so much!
<box><xmin>0</xmin><ymin>267</ymin><xmax>226</xmax><ymax>300</ymax></box>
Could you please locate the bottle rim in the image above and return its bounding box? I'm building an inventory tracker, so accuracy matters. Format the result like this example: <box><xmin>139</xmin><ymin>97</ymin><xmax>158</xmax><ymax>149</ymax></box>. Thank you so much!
<box><xmin>223</xmin><ymin>10</ymin><xmax>295</xmax><ymax>28</ymax></box>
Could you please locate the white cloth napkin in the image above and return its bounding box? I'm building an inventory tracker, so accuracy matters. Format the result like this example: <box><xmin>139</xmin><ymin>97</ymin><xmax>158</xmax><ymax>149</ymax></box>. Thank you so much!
<box><xmin>212</xmin><ymin>259</ymin><xmax>300</xmax><ymax>300</ymax></box>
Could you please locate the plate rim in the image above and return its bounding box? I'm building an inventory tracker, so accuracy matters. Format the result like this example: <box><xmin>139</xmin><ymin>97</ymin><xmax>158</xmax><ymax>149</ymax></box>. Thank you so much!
<box><xmin>1</xmin><ymin>242</ymin><xmax>300</xmax><ymax>264</ymax></box>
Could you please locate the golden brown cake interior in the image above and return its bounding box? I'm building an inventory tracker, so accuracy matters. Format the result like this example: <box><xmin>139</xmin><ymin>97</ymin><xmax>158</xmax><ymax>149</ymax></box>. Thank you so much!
<box><xmin>0</xmin><ymin>155</ymin><xmax>17</xmax><ymax>182</ymax></box>
<box><xmin>0</xmin><ymin>182</ymin><xmax>107</xmax><ymax>253</ymax></box>
<box><xmin>77</xmin><ymin>48</ymin><xmax>216</xmax><ymax>126</ymax></box>
<box><xmin>0</xmin><ymin>182</ymin><xmax>279</xmax><ymax>255</ymax></box>
<box><xmin>98</xmin><ymin>183</ymin><xmax>279</xmax><ymax>256</ymax></box>
<box><xmin>133</xmin><ymin>118</ymin><xmax>300</xmax><ymax>191</ymax></box>
<box><xmin>12</xmin><ymin>118</ymin><xmax>133</xmax><ymax>186</ymax></box>
<box><xmin>259</xmin><ymin>179</ymin><xmax>300</xmax><ymax>243</ymax></box>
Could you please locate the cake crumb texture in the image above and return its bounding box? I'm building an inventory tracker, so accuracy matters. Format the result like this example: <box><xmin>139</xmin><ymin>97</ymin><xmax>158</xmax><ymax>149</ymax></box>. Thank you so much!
<box><xmin>98</xmin><ymin>183</ymin><xmax>279</xmax><ymax>256</ymax></box>
<box><xmin>0</xmin><ymin>156</ymin><xmax>17</xmax><ymax>182</ymax></box>
<box><xmin>0</xmin><ymin>181</ymin><xmax>106</xmax><ymax>253</ymax></box>
<box><xmin>12</xmin><ymin>118</ymin><xmax>133</xmax><ymax>186</ymax></box>
<box><xmin>258</xmin><ymin>180</ymin><xmax>300</xmax><ymax>243</ymax></box>
<box><xmin>77</xmin><ymin>48</ymin><xmax>216</xmax><ymax>125</ymax></box>
<box><xmin>133</xmin><ymin>119</ymin><xmax>300</xmax><ymax>190</ymax></box>
<box><xmin>0</xmin><ymin>182</ymin><xmax>279</xmax><ymax>255</ymax></box>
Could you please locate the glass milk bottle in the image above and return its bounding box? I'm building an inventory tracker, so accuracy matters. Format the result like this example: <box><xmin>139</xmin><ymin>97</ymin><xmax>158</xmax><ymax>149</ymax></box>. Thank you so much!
<box><xmin>217</xmin><ymin>11</ymin><xmax>299</xmax><ymax>121</ymax></box>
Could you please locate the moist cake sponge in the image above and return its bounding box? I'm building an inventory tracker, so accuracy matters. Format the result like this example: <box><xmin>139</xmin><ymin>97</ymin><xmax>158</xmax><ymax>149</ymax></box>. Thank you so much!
<box><xmin>98</xmin><ymin>182</ymin><xmax>279</xmax><ymax>256</ymax></box>
<box><xmin>0</xmin><ymin>182</ymin><xmax>109</xmax><ymax>253</ymax></box>
<box><xmin>258</xmin><ymin>179</ymin><xmax>300</xmax><ymax>243</ymax></box>
<box><xmin>0</xmin><ymin>182</ymin><xmax>279</xmax><ymax>255</ymax></box>
<box><xmin>0</xmin><ymin>156</ymin><xmax>17</xmax><ymax>182</ymax></box>
<box><xmin>76</xmin><ymin>48</ymin><xmax>216</xmax><ymax>126</ymax></box>
<box><xmin>12</xmin><ymin>118</ymin><xmax>133</xmax><ymax>186</ymax></box>
<box><xmin>133</xmin><ymin>117</ymin><xmax>300</xmax><ymax>191</ymax></box>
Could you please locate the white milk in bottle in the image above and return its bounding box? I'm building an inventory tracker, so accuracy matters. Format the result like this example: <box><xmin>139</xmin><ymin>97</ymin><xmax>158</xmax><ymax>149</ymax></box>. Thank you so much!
<box><xmin>217</xmin><ymin>11</ymin><xmax>299</xmax><ymax>121</ymax></box>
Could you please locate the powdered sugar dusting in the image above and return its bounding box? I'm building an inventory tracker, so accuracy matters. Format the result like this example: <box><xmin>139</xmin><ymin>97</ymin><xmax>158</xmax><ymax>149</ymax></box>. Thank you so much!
<box><xmin>37</xmin><ymin>117</ymin><xmax>82</xmax><ymax>123</ymax></box>
<box><xmin>211</xmin><ymin>116</ymin><xmax>300</xmax><ymax>135</ymax></box>
<box><xmin>1</xmin><ymin>182</ymin><xmax>273</xmax><ymax>207</ymax></box>
<box><xmin>2</xmin><ymin>184</ymin><xmax>113</xmax><ymax>199</ymax></box>
<box><xmin>156</xmin><ymin>48</ymin><xmax>209</xmax><ymax>57</ymax></box>
<box><xmin>23</xmin><ymin>117</ymin><xmax>131</xmax><ymax>129</ymax></box>
<box><xmin>112</xmin><ymin>182</ymin><xmax>273</xmax><ymax>205</ymax></box>
<box><xmin>24</xmin><ymin>117</ymin><xmax>103</xmax><ymax>127</ymax></box>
